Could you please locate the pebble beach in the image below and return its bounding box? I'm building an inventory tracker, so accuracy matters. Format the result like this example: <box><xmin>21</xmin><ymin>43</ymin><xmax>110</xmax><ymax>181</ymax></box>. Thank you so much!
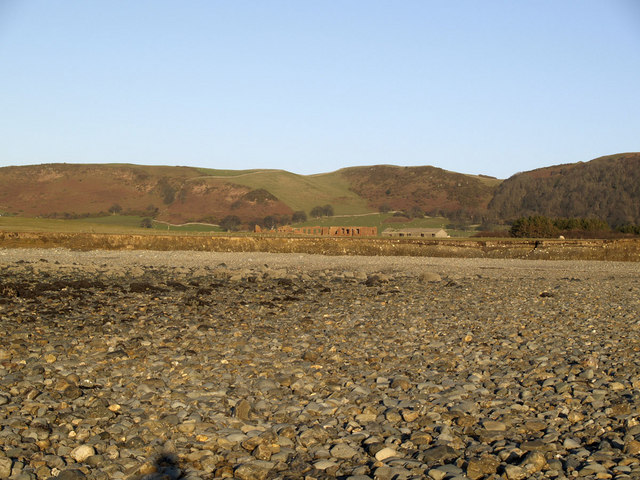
<box><xmin>1</xmin><ymin>249</ymin><xmax>639</xmax><ymax>480</ymax></box>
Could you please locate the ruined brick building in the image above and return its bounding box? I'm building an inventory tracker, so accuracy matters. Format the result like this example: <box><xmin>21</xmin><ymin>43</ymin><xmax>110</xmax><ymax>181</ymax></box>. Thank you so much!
<box><xmin>255</xmin><ymin>225</ymin><xmax>378</xmax><ymax>237</ymax></box>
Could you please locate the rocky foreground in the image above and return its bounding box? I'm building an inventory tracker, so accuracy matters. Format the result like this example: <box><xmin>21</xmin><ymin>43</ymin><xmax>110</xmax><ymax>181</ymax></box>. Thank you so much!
<box><xmin>0</xmin><ymin>249</ymin><xmax>639</xmax><ymax>480</ymax></box>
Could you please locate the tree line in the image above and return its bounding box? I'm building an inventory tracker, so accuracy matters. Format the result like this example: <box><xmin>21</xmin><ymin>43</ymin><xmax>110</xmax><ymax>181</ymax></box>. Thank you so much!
<box><xmin>219</xmin><ymin>204</ymin><xmax>335</xmax><ymax>231</ymax></box>
<box><xmin>509</xmin><ymin>215</ymin><xmax>639</xmax><ymax>238</ymax></box>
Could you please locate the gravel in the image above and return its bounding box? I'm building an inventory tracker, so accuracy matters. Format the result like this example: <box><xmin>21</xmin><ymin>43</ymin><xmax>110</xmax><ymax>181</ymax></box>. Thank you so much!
<box><xmin>1</xmin><ymin>248</ymin><xmax>639</xmax><ymax>480</ymax></box>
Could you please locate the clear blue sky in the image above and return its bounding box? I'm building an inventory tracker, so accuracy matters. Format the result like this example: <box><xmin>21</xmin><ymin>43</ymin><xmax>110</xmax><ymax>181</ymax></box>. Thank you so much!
<box><xmin>1</xmin><ymin>1</ymin><xmax>638</xmax><ymax>178</ymax></box>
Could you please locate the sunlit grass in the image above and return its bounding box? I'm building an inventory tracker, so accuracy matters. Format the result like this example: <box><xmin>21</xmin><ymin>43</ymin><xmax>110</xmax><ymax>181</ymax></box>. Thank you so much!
<box><xmin>193</xmin><ymin>170</ymin><xmax>371</xmax><ymax>215</ymax></box>
<box><xmin>1</xmin><ymin>214</ymin><xmax>480</xmax><ymax>237</ymax></box>
<box><xmin>0</xmin><ymin>216</ymin><xmax>223</xmax><ymax>235</ymax></box>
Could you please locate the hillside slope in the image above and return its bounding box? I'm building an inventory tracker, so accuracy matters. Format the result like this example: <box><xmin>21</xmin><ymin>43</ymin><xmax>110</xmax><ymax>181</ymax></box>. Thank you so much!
<box><xmin>0</xmin><ymin>164</ymin><xmax>292</xmax><ymax>224</ymax></box>
<box><xmin>0</xmin><ymin>162</ymin><xmax>502</xmax><ymax>224</ymax></box>
<box><xmin>488</xmin><ymin>153</ymin><xmax>640</xmax><ymax>225</ymax></box>
<box><xmin>340</xmin><ymin>165</ymin><xmax>500</xmax><ymax>220</ymax></box>
<box><xmin>193</xmin><ymin>170</ymin><xmax>371</xmax><ymax>215</ymax></box>
<box><xmin>3</xmin><ymin>154</ymin><xmax>637</xmax><ymax>228</ymax></box>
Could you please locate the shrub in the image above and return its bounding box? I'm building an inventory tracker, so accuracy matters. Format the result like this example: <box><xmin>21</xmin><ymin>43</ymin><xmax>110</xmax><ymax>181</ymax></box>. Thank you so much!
<box><xmin>310</xmin><ymin>205</ymin><xmax>334</xmax><ymax>217</ymax></box>
<box><xmin>616</xmin><ymin>224</ymin><xmax>640</xmax><ymax>235</ymax></box>
<box><xmin>292</xmin><ymin>210</ymin><xmax>307</xmax><ymax>223</ymax></box>
<box><xmin>157</xmin><ymin>178</ymin><xmax>176</xmax><ymax>205</ymax></box>
<box><xmin>510</xmin><ymin>216</ymin><xmax>559</xmax><ymax>238</ymax></box>
<box><xmin>510</xmin><ymin>215</ymin><xmax>612</xmax><ymax>238</ymax></box>
<box><xmin>108</xmin><ymin>204</ymin><xmax>123</xmax><ymax>215</ymax></box>
<box><xmin>220</xmin><ymin>215</ymin><xmax>241</xmax><ymax>231</ymax></box>
<box><xmin>409</xmin><ymin>206</ymin><xmax>425</xmax><ymax>218</ymax></box>
<box><xmin>139</xmin><ymin>218</ymin><xmax>153</xmax><ymax>229</ymax></box>
<box><xmin>243</xmin><ymin>189</ymin><xmax>278</xmax><ymax>203</ymax></box>
<box><xmin>310</xmin><ymin>206</ymin><xmax>324</xmax><ymax>218</ymax></box>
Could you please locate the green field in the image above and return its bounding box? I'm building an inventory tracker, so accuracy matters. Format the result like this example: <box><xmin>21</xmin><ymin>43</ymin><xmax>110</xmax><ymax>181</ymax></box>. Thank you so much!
<box><xmin>0</xmin><ymin>216</ymin><xmax>145</xmax><ymax>234</ymax></box>
<box><xmin>0</xmin><ymin>214</ymin><xmax>479</xmax><ymax>237</ymax></box>
<box><xmin>0</xmin><ymin>216</ymin><xmax>222</xmax><ymax>234</ymax></box>
<box><xmin>150</xmin><ymin>220</ymin><xmax>223</xmax><ymax>233</ymax></box>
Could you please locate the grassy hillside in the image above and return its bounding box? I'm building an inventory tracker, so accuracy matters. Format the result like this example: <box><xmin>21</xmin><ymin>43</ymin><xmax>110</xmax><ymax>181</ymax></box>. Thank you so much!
<box><xmin>2</xmin><ymin>154</ymin><xmax>636</xmax><ymax>233</ymax></box>
<box><xmin>0</xmin><ymin>163</ymin><xmax>294</xmax><ymax>224</ymax></box>
<box><xmin>193</xmin><ymin>170</ymin><xmax>371</xmax><ymax>215</ymax></box>
<box><xmin>0</xmin><ymin>163</ymin><xmax>375</xmax><ymax>223</ymax></box>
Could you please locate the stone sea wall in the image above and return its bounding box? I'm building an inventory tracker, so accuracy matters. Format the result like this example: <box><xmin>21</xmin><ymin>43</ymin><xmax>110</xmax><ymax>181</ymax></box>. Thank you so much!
<box><xmin>1</xmin><ymin>231</ymin><xmax>639</xmax><ymax>261</ymax></box>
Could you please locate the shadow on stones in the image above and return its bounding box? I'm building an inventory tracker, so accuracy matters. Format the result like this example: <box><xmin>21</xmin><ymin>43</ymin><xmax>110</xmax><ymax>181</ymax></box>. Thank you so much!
<box><xmin>138</xmin><ymin>453</ymin><xmax>189</xmax><ymax>480</ymax></box>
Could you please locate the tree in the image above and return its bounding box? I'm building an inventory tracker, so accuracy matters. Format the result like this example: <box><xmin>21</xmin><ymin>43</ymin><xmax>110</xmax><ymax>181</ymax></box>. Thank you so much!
<box><xmin>617</xmin><ymin>224</ymin><xmax>640</xmax><ymax>235</ymax></box>
<box><xmin>292</xmin><ymin>210</ymin><xmax>307</xmax><ymax>223</ymax></box>
<box><xmin>108</xmin><ymin>204</ymin><xmax>122</xmax><ymax>215</ymax></box>
<box><xmin>322</xmin><ymin>204</ymin><xmax>334</xmax><ymax>216</ymax></box>
<box><xmin>220</xmin><ymin>215</ymin><xmax>241</xmax><ymax>232</ymax></box>
<box><xmin>409</xmin><ymin>206</ymin><xmax>425</xmax><ymax>218</ymax></box>
<box><xmin>262</xmin><ymin>215</ymin><xmax>279</xmax><ymax>229</ymax></box>
<box><xmin>510</xmin><ymin>216</ymin><xmax>559</xmax><ymax>238</ymax></box>
<box><xmin>310</xmin><ymin>204</ymin><xmax>334</xmax><ymax>218</ymax></box>
<box><xmin>310</xmin><ymin>206</ymin><xmax>324</xmax><ymax>218</ymax></box>
<box><xmin>139</xmin><ymin>218</ymin><xmax>153</xmax><ymax>229</ymax></box>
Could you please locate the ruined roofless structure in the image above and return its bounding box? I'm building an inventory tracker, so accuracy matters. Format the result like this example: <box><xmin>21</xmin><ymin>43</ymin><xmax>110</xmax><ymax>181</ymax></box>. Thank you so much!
<box><xmin>255</xmin><ymin>225</ymin><xmax>378</xmax><ymax>237</ymax></box>
<box><xmin>382</xmin><ymin>227</ymin><xmax>448</xmax><ymax>238</ymax></box>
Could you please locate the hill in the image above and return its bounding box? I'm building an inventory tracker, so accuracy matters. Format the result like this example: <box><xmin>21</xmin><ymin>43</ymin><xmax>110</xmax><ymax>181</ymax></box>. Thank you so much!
<box><xmin>0</xmin><ymin>164</ymin><xmax>292</xmax><ymax>224</ymax></box>
<box><xmin>1</xmin><ymin>154</ymin><xmax>638</xmax><ymax>229</ymax></box>
<box><xmin>488</xmin><ymin>153</ymin><xmax>640</xmax><ymax>226</ymax></box>
<box><xmin>0</xmin><ymin>162</ymin><xmax>502</xmax><ymax>225</ymax></box>
<box><xmin>340</xmin><ymin>165</ymin><xmax>500</xmax><ymax>221</ymax></box>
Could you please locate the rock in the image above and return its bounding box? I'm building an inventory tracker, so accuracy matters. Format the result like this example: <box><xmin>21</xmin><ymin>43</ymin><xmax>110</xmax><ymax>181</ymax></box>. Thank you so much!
<box><xmin>56</xmin><ymin>470</ymin><xmax>87</xmax><ymax>480</ymax></box>
<box><xmin>314</xmin><ymin>460</ymin><xmax>339</xmax><ymax>470</ymax></box>
<box><xmin>504</xmin><ymin>465</ymin><xmax>527</xmax><ymax>480</ymax></box>
<box><xmin>44</xmin><ymin>353</ymin><xmax>57</xmax><ymax>363</ymax></box>
<box><xmin>365</xmin><ymin>274</ymin><xmax>390</xmax><ymax>286</ymax></box>
<box><xmin>390</xmin><ymin>377</ymin><xmax>411</xmax><ymax>390</ymax></box>
<box><xmin>521</xmin><ymin>451</ymin><xmax>546</xmax><ymax>474</ymax></box>
<box><xmin>419</xmin><ymin>272</ymin><xmax>442</xmax><ymax>283</ymax></box>
<box><xmin>567</xmin><ymin>411</ymin><xmax>584</xmax><ymax>423</ymax></box>
<box><xmin>422</xmin><ymin>445</ymin><xmax>458</xmax><ymax>464</ymax></box>
<box><xmin>0</xmin><ymin>457</ymin><xmax>12</xmax><ymax>479</ymax></box>
<box><xmin>482</xmin><ymin>420</ymin><xmax>507</xmax><ymax>431</ymax></box>
<box><xmin>427</xmin><ymin>468</ymin><xmax>448</xmax><ymax>480</ymax></box>
<box><xmin>578</xmin><ymin>462</ymin><xmax>608</xmax><ymax>475</ymax></box>
<box><xmin>330</xmin><ymin>444</ymin><xmax>358</xmax><ymax>459</ymax></box>
<box><xmin>298</xmin><ymin>426</ymin><xmax>329</xmax><ymax>447</ymax></box>
<box><xmin>410</xmin><ymin>431</ymin><xmax>432</xmax><ymax>445</ymax></box>
<box><xmin>234</xmin><ymin>460</ymin><xmax>274</xmax><ymax>480</ymax></box>
<box><xmin>70</xmin><ymin>445</ymin><xmax>95</xmax><ymax>463</ymax></box>
<box><xmin>563</xmin><ymin>438</ymin><xmax>581</xmax><ymax>449</ymax></box>
<box><xmin>374</xmin><ymin>447</ymin><xmax>399</xmax><ymax>462</ymax></box>
<box><xmin>235</xmin><ymin>399</ymin><xmax>252</xmax><ymax>420</ymax></box>
<box><xmin>401</xmin><ymin>409</ymin><xmax>420</xmax><ymax>422</ymax></box>
<box><xmin>466</xmin><ymin>455</ymin><xmax>500</xmax><ymax>479</ymax></box>
<box><xmin>624</xmin><ymin>440</ymin><xmax>640</xmax><ymax>455</ymax></box>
